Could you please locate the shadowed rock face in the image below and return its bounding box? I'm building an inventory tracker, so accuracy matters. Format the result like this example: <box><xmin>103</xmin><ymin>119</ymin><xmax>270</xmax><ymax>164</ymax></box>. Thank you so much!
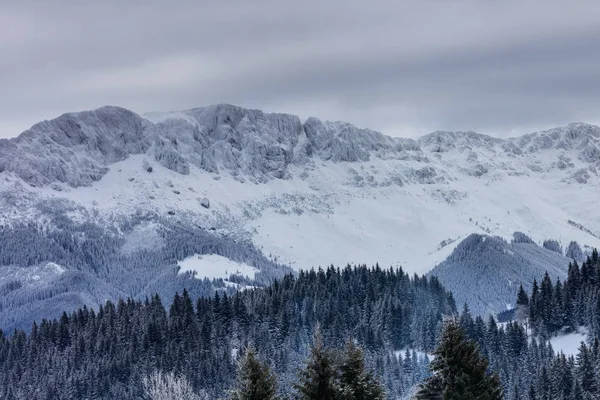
<box><xmin>2</xmin><ymin>103</ymin><xmax>600</xmax><ymax>188</ymax></box>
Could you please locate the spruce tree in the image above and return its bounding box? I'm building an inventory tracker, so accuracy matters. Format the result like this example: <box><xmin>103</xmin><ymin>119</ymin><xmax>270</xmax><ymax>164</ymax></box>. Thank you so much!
<box><xmin>528</xmin><ymin>384</ymin><xmax>536</xmax><ymax>400</ymax></box>
<box><xmin>415</xmin><ymin>319</ymin><xmax>503</xmax><ymax>400</ymax></box>
<box><xmin>576</xmin><ymin>342</ymin><xmax>597</xmax><ymax>397</ymax></box>
<box><xmin>516</xmin><ymin>284</ymin><xmax>530</xmax><ymax>330</ymax></box>
<box><xmin>529</xmin><ymin>279</ymin><xmax>539</xmax><ymax>328</ymax></box>
<box><xmin>294</xmin><ymin>326</ymin><xmax>340</xmax><ymax>400</ymax></box>
<box><xmin>230</xmin><ymin>347</ymin><xmax>278</xmax><ymax>400</ymax></box>
<box><xmin>338</xmin><ymin>340</ymin><xmax>386</xmax><ymax>400</ymax></box>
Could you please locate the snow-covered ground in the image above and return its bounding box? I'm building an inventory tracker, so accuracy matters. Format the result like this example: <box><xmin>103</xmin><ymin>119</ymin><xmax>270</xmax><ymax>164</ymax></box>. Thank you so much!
<box><xmin>2</xmin><ymin>106</ymin><xmax>600</xmax><ymax>278</ymax></box>
<box><xmin>177</xmin><ymin>254</ymin><xmax>258</xmax><ymax>281</ymax></box>
<box><xmin>548</xmin><ymin>328</ymin><xmax>588</xmax><ymax>356</ymax></box>
<box><xmin>2</xmin><ymin>146</ymin><xmax>599</xmax><ymax>276</ymax></box>
<box><xmin>506</xmin><ymin>323</ymin><xmax>590</xmax><ymax>357</ymax></box>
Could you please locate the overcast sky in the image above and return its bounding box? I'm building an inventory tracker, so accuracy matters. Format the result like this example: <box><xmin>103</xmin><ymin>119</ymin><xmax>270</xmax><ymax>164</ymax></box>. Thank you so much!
<box><xmin>2</xmin><ymin>1</ymin><xmax>600</xmax><ymax>139</ymax></box>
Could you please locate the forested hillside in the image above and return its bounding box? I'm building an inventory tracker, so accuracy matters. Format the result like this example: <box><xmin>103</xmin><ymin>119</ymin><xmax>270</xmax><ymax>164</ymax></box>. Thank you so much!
<box><xmin>454</xmin><ymin>248</ymin><xmax>600</xmax><ymax>399</ymax></box>
<box><xmin>0</xmin><ymin>207</ymin><xmax>292</xmax><ymax>332</ymax></box>
<box><xmin>2</xmin><ymin>228</ymin><xmax>599</xmax><ymax>399</ymax></box>
<box><xmin>525</xmin><ymin>249</ymin><xmax>600</xmax><ymax>339</ymax></box>
<box><xmin>0</xmin><ymin>266</ymin><xmax>455</xmax><ymax>399</ymax></box>
<box><xmin>429</xmin><ymin>233</ymin><xmax>572</xmax><ymax>316</ymax></box>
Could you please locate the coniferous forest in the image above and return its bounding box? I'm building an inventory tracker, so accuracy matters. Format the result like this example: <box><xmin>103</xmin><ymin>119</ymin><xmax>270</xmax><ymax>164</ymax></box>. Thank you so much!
<box><xmin>455</xmin><ymin>249</ymin><xmax>600</xmax><ymax>400</ymax></box>
<box><xmin>0</xmin><ymin>266</ymin><xmax>453</xmax><ymax>399</ymax></box>
<box><xmin>1</xmin><ymin>252</ymin><xmax>600</xmax><ymax>399</ymax></box>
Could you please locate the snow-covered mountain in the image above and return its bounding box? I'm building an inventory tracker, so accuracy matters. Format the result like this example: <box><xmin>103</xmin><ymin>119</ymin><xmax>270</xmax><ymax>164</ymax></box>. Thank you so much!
<box><xmin>428</xmin><ymin>232</ymin><xmax>573</xmax><ymax>316</ymax></box>
<box><xmin>1</xmin><ymin>103</ymin><xmax>600</xmax><ymax>328</ymax></box>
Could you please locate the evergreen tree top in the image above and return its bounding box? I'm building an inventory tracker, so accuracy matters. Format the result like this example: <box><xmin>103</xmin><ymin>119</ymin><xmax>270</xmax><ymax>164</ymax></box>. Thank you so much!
<box><xmin>416</xmin><ymin>319</ymin><xmax>503</xmax><ymax>400</ymax></box>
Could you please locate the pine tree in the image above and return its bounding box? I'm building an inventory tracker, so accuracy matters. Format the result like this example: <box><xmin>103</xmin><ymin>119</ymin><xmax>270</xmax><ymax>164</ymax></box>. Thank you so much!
<box><xmin>338</xmin><ymin>340</ymin><xmax>386</xmax><ymax>400</ymax></box>
<box><xmin>143</xmin><ymin>370</ymin><xmax>207</xmax><ymax>400</ymax></box>
<box><xmin>516</xmin><ymin>284</ymin><xmax>530</xmax><ymax>331</ymax></box>
<box><xmin>459</xmin><ymin>304</ymin><xmax>475</xmax><ymax>338</ymax></box>
<box><xmin>540</xmin><ymin>272</ymin><xmax>554</xmax><ymax>335</ymax></box>
<box><xmin>415</xmin><ymin>319</ymin><xmax>503</xmax><ymax>400</ymax></box>
<box><xmin>529</xmin><ymin>279</ymin><xmax>540</xmax><ymax>329</ymax></box>
<box><xmin>516</xmin><ymin>284</ymin><xmax>529</xmax><ymax>307</ymax></box>
<box><xmin>294</xmin><ymin>325</ymin><xmax>340</xmax><ymax>400</ymax></box>
<box><xmin>573</xmin><ymin>380</ymin><xmax>583</xmax><ymax>400</ymax></box>
<box><xmin>510</xmin><ymin>384</ymin><xmax>520</xmax><ymax>400</ymax></box>
<box><xmin>230</xmin><ymin>347</ymin><xmax>278</xmax><ymax>400</ymax></box>
<box><xmin>527</xmin><ymin>383</ymin><xmax>536</xmax><ymax>400</ymax></box>
<box><xmin>576</xmin><ymin>342</ymin><xmax>597</xmax><ymax>397</ymax></box>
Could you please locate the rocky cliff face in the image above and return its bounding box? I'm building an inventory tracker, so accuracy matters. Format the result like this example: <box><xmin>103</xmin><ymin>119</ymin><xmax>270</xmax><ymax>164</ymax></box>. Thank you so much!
<box><xmin>2</xmin><ymin>104</ymin><xmax>600</xmax><ymax>188</ymax></box>
<box><xmin>0</xmin><ymin>107</ymin><xmax>153</xmax><ymax>187</ymax></box>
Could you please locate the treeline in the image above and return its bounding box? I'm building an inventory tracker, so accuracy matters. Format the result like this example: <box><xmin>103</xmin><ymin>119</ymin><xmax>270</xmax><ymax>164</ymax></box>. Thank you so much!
<box><xmin>452</xmin><ymin>247</ymin><xmax>600</xmax><ymax>399</ymax></box>
<box><xmin>226</xmin><ymin>330</ymin><xmax>385</xmax><ymax>400</ymax></box>
<box><xmin>456</xmin><ymin>305</ymin><xmax>600</xmax><ymax>399</ymax></box>
<box><xmin>0</xmin><ymin>208</ymin><xmax>292</xmax><ymax>332</ymax></box>
<box><xmin>0</xmin><ymin>265</ymin><xmax>455</xmax><ymax>399</ymax></box>
<box><xmin>140</xmin><ymin>330</ymin><xmax>386</xmax><ymax>400</ymax></box>
<box><xmin>516</xmin><ymin>249</ymin><xmax>600</xmax><ymax>338</ymax></box>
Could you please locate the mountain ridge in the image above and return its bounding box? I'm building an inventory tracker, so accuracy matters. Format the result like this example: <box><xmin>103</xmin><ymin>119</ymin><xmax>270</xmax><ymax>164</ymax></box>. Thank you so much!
<box><xmin>1</xmin><ymin>103</ymin><xmax>600</xmax><ymax>328</ymax></box>
<box><xmin>1</xmin><ymin>104</ymin><xmax>600</xmax><ymax>188</ymax></box>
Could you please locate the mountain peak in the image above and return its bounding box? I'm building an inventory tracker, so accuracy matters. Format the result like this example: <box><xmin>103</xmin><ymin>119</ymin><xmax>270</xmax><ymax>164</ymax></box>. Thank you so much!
<box><xmin>418</xmin><ymin>130</ymin><xmax>502</xmax><ymax>152</ymax></box>
<box><xmin>3</xmin><ymin>104</ymin><xmax>600</xmax><ymax>188</ymax></box>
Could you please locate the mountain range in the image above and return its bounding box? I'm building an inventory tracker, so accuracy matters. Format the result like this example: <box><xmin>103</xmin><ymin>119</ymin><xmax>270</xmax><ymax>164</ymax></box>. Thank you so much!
<box><xmin>1</xmin><ymin>103</ymin><xmax>600</xmax><ymax>330</ymax></box>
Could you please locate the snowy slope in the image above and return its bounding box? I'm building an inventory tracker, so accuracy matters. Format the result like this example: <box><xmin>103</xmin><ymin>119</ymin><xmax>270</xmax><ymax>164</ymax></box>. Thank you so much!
<box><xmin>549</xmin><ymin>329</ymin><xmax>589</xmax><ymax>356</ymax></box>
<box><xmin>178</xmin><ymin>254</ymin><xmax>258</xmax><ymax>281</ymax></box>
<box><xmin>1</xmin><ymin>104</ymin><xmax>600</xmax><ymax>278</ymax></box>
<box><xmin>429</xmin><ymin>234</ymin><xmax>571</xmax><ymax>316</ymax></box>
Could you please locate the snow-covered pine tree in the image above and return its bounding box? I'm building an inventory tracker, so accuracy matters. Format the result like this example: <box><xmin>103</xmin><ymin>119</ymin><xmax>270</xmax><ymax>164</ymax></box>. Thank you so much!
<box><xmin>516</xmin><ymin>284</ymin><xmax>529</xmax><ymax>331</ymax></box>
<box><xmin>143</xmin><ymin>370</ymin><xmax>208</xmax><ymax>400</ymax></box>
<box><xmin>415</xmin><ymin>319</ymin><xmax>502</xmax><ymax>400</ymax></box>
<box><xmin>338</xmin><ymin>340</ymin><xmax>386</xmax><ymax>400</ymax></box>
<box><xmin>229</xmin><ymin>346</ymin><xmax>278</xmax><ymax>400</ymax></box>
<box><xmin>527</xmin><ymin>383</ymin><xmax>536</xmax><ymax>400</ymax></box>
<box><xmin>576</xmin><ymin>342</ymin><xmax>597</xmax><ymax>398</ymax></box>
<box><xmin>294</xmin><ymin>325</ymin><xmax>340</xmax><ymax>400</ymax></box>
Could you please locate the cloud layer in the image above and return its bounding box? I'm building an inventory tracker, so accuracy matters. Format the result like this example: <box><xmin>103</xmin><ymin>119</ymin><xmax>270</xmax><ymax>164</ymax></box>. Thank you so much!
<box><xmin>2</xmin><ymin>1</ymin><xmax>600</xmax><ymax>138</ymax></box>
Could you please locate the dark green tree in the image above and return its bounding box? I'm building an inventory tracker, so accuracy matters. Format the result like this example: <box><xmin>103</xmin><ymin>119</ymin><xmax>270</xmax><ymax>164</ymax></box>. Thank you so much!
<box><xmin>294</xmin><ymin>326</ymin><xmax>340</xmax><ymax>400</ymax></box>
<box><xmin>338</xmin><ymin>340</ymin><xmax>386</xmax><ymax>400</ymax></box>
<box><xmin>576</xmin><ymin>342</ymin><xmax>597</xmax><ymax>397</ymax></box>
<box><xmin>529</xmin><ymin>279</ymin><xmax>539</xmax><ymax>327</ymax></box>
<box><xmin>516</xmin><ymin>284</ymin><xmax>530</xmax><ymax>332</ymax></box>
<box><xmin>230</xmin><ymin>347</ymin><xmax>278</xmax><ymax>400</ymax></box>
<box><xmin>415</xmin><ymin>319</ymin><xmax>503</xmax><ymax>400</ymax></box>
<box><xmin>528</xmin><ymin>384</ymin><xmax>535</xmax><ymax>400</ymax></box>
<box><xmin>516</xmin><ymin>284</ymin><xmax>529</xmax><ymax>307</ymax></box>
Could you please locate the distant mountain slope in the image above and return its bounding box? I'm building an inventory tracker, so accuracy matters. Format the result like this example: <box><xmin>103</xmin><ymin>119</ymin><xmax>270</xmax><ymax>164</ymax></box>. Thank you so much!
<box><xmin>0</xmin><ymin>105</ymin><xmax>598</xmax><ymax>271</ymax></box>
<box><xmin>2</xmin><ymin>104</ymin><xmax>600</xmax><ymax>330</ymax></box>
<box><xmin>0</xmin><ymin>203</ymin><xmax>293</xmax><ymax>332</ymax></box>
<box><xmin>429</xmin><ymin>233</ymin><xmax>571</xmax><ymax>316</ymax></box>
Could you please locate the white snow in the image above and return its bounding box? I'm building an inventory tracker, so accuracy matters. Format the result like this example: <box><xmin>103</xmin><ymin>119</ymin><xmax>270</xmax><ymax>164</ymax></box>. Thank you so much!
<box><xmin>177</xmin><ymin>254</ymin><xmax>258</xmax><ymax>281</ymax></box>
<box><xmin>547</xmin><ymin>328</ymin><xmax>589</xmax><ymax>356</ymax></box>
<box><xmin>3</xmin><ymin>148</ymin><xmax>598</xmax><ymax>277</ymax></box>
<box><xmin>46</xmin><ymin>262</ymin><xmax>66</xmax><ymax>274</ymax></box>
<box><xmin>2</xmin><ymin>108</ymin><xmax>600</xmax><ymax>279</ymax></box>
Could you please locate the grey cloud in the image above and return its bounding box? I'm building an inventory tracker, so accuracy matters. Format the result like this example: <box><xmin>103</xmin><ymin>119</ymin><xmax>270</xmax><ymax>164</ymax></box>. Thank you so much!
<box><xmin>1</xmin><ymin>1</ymin><xmax>600</xmax><ymax>138</ymax></box>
